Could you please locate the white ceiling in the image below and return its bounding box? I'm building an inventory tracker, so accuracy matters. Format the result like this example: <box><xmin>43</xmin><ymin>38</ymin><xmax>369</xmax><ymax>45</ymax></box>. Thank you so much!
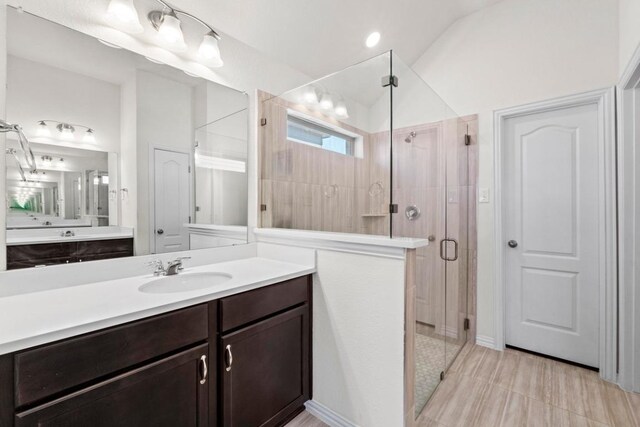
<box><xmin>167</xmin><ymin>0</ymin><xmax>503</xmax><ymax>78</ymax></box>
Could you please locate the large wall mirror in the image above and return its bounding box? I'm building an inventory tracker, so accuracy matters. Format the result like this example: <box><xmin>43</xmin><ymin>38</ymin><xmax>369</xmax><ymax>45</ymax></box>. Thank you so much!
<box><xmin>4</xmin><ymin>6</ymin><xmax>249</xmax><ymax>270</ymax></box>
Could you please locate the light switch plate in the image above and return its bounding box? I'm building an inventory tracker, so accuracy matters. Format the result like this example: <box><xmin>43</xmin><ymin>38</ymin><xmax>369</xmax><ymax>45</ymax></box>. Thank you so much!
<box><xmin>479</xmin><ymin>188</ymin><xmax>490</xmax><ymax>203</ymax></box>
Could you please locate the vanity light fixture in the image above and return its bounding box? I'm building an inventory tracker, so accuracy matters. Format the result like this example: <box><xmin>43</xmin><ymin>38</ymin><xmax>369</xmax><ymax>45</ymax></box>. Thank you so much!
<box><xmin>365</xmin><ymin>31</ymin><xmax>381</xmax><ymax>48</ymax></box>
<box><xmin>147</xmin><ymin>1</ymin><xmax>224</xmax><ymax>66</ymax></box>
<box><xmin>106</xmin><ymin>0</ymin><xmax>144</xmax><ymax>34</ymax></box>
<box><xmin>41</xmin><ymin>155</ymin><xmax>53</xmax><ymax>166</ymax></box>
<box><xmin>37</xmin><ymin>120</ymin><xmax>97</xmax><ymax>143</ymax></box>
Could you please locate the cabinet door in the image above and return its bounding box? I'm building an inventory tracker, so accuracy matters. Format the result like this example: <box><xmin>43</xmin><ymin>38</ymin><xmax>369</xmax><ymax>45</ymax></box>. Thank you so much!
<box><xmin>220</xmin><ymin>305</ymin><xmax>310</xmax><ymax>427</ymax></box>
<box><xmin>15</xmin><ymin>344</ymin><xmax>209</xmax><ymax>427</ymax></box>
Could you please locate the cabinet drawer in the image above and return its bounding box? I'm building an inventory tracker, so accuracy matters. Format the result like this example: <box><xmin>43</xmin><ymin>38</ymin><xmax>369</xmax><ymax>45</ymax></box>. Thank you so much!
<box><xmin>219</xmin><ymin>275</ymin><xmax>310</xmax><ymax>332</ymax></box>
<box><xmin>15</xmin><ymin>344</ymin><xmax>209</xmax><ymax>427</ymax></box>
<box><xmin>15</xmin><ymin>305</ymin><xmax>208</xmax><ymax>407</ymax></box>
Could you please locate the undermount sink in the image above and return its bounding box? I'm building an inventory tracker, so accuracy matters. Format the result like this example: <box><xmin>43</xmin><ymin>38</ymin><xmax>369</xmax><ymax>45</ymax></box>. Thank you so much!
<box><xmin>138</xmin><ymin>272</ymin><xmax>233</xmax><ymax>294</ymax></box>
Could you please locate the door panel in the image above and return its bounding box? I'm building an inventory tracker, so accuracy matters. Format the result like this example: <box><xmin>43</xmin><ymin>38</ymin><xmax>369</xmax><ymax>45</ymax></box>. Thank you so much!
<box><xmin>504</xmin><ymin>103</ymin><xmax>600</xmax><ymax>367</ymax></box>
<box><xmin>154</xmin><ymin>149</ymin><xmax>190</xmax><ymax>253</ymax></box>
<box><xmin>220</xmin><ymin>306</ymin><xmax>309</xmax><ymax>427</ymax></box>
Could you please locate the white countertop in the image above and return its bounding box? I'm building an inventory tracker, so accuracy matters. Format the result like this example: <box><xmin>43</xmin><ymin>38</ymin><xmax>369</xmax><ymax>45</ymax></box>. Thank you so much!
<box><xmin>0</xmin><ymin>256</ymin><xmax>314</xmax><ymax>355</ymax></box>
<box><xmin>6</xmin><ymin>226</ymin><xmax>134</xmax><ymax>246</ymax></box>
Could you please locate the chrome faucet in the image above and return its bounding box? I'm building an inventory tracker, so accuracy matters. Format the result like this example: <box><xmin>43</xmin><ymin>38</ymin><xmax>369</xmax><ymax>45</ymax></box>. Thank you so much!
<box><xmin>148</xmin><ymin>257</ymin><xmax>191</xmax><ymax>276</ymax></box>
<box><xmin>166</xmin><ymin>257</ymin><xmax>191</xmax><ymax>275</ymax></box>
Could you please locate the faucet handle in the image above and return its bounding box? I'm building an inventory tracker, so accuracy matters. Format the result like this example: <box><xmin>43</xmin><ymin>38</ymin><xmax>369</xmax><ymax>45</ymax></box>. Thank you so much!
<box><xmin>175</xmin><ymin>256</ymin><xmax>191</xmax><ymax>271</ymax></box>
<box><xmin>147</xmin><ymin>259</ymin><xmax>165</xmax><ymax>275</ymax></box>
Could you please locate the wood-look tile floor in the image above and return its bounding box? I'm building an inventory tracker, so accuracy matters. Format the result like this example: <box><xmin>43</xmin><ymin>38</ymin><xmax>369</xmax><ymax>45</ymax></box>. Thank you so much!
<box><xmin>285</xmin><ymin>410</ymin><xmax>329</xmax><ymax>427</ymax></box>
<box><xmin>418</xmin><ymin>344</ymin><xmax>640</xmax><ymax>427</ymax></box>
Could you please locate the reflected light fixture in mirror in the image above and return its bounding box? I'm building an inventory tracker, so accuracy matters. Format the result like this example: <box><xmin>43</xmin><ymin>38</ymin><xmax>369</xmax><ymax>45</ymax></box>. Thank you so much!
<box><xmin>57</xmin><ymin>123</ymin><xmax>75</xmax><ymax>140</ymax></box>
<box><xmin>319</xmin><ymin>92</ymin><xmax>334</xmax><ymax>111</ymax></box>
<box><xmin>37</xmin><ymin>120</ymin><xmax>97</xmax><ymax>143</ymax></box>
<box><xmin>335</xmin><ymin>99</ymin><xmax>349</xmax><ymax>118</ymax></box>
<box><xmin>106</xmin><ymin>0</ymin><xmax>143</xmax><ymax>34</ymax></box>
<box><xmin>302</xmin><ymin>86</ymin><xmax>318</xmax><ymax>105</ymax></box>
<box><xmin>36</xmin><ymin>121</ymin><xmax>51</xmax><ymax>137</ymax></box>
<box><xmin>83</xmin><ymin>128</ymin><xmax>97</xmax><ymax>143</ymax></box>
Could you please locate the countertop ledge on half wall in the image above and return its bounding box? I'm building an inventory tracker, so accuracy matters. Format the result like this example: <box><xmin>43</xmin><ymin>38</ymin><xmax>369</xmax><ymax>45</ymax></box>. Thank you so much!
<box><xmin>253</xmin><ymin>228</ymin><xmax>429</xmax><ymax>258</ymax></box>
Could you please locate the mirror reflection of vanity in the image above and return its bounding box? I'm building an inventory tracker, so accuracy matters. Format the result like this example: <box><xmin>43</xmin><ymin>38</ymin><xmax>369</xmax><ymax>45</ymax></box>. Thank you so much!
<box><xmin>4</xmin><ymin>6</ymin><xmax>249</xmax><ymax>269</ymax></box>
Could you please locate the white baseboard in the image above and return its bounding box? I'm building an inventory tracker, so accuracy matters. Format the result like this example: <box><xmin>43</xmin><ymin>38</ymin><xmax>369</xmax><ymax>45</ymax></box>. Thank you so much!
<box><xmin>475</xmin><ymin>334</ymin><xmax>497</xmax><ymax>350</ymax></box>
<box><xmin>304</xmin><ymin>400</ymin><xmax>357</xmax><ymax>427</ymax></box>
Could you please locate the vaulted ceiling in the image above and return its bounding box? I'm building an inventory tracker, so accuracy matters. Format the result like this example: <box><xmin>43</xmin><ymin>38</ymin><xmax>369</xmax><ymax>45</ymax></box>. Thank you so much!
<box><xmin>166</xmin><ymin>0</ymin><xmax>503</xmax><ymax>78</ymax></box>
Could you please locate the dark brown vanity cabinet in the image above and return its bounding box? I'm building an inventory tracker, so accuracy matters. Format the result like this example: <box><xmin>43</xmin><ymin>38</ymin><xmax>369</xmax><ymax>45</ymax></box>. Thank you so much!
<box><xmin>0</xmin><ymin>274</ymin><xmax>312</xmax><ymax>427</ymax></box>
<box><xmin>6</xmin><ymin>238</ymin><xmax>134</xmax><ymax>270</ymax></box>
<box><xmin>219</xmin><ymin>276</ymin><xmax>311</xmax><ymax>427</ymax></box>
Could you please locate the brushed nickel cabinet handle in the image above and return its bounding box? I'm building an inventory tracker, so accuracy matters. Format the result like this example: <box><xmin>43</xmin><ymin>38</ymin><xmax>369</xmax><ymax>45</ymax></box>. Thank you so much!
<box><xmin>225</xmin><ymin>344</ymin><xmax>233</xmax><ymax>372</ymax></box>
<box><xmin>199</xmin><ymin>355</ymin><xmax>208</xmax><ymax>384</ymax></box>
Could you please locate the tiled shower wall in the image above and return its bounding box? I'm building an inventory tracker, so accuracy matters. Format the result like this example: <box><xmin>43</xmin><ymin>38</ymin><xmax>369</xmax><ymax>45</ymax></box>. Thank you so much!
<box><xmin>258</xmin><ymin>90</ymin><xmax>478</xmax><ymax>341</ymax></box>
<box><xmin>391</xmin><ymin>116</ymin><xmax>478</xmax><ymax>346</ymax></box>
<box><xmin>259</xmin><ymin>91</ymin><xmax>390</xmax><ymax>235</ymax></box>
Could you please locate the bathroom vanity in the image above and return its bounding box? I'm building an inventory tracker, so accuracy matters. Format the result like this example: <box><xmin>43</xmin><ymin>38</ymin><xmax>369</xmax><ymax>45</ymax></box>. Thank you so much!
<box><xmin>0</xmin><ymin>265</ymin><xmax>312</xmax><ymax>427</ymax></box>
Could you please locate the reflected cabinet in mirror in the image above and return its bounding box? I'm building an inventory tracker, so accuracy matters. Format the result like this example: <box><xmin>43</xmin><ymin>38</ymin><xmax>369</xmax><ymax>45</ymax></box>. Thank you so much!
<box><xmin>4</xmin><ymin>6</ymin><xmax>249</xmax><ymax>270</ymax></box>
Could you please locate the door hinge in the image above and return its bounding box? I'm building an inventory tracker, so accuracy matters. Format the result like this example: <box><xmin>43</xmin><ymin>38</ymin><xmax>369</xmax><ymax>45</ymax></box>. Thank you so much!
<box><xmin>188</xmin><ymin>216</ymin><xmax>192</xmax><ymax>223</ymax></box>
<box><xmin>440</xmin><ymin>371</ymin><xmax>445</xmax><ymax>381</ymax></box>
<box><xmin>188</xmin><ymin>165</ymin><xmax>191</xmax><ymax>173</ymax></box>
<box><xmin>260</xmin><ymin>118</ymin><xmax>267</xmax><ymax>126</ymax></box>
<box><xmin>464</xmin><ymin>318</ymin><xmax>470</xmax><ymax>331</ymax></box>
<box><xmin>381</xmin><ymin>75</ymin><xmax>399</xmax><ymax>88</ymax></box>
<box><xmin>464</xmin><ymin>134</ymin><xmax>471</xmax><ymax>146</ymax></box>
<box><xmin>260</xmin><ymin>204</ymin><xmax>267</xmax><ymax>212</ymax></box>
<box><xmin>389</xmin><ymin>204</ymin><xmax>398</xmax><ymax>214</ymax></box>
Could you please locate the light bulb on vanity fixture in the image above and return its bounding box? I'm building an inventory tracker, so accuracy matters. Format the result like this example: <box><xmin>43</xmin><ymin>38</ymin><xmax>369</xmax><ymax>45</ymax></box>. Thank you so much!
<box><xmin>57</xmin><ymin>123</ymin><xmax>75</xmax><ymax>140</ymax></box>
<box><xmin>302</xmin><ymin>86</ymin><xmax>319</xmax><ymax>105</ymax></box>
<box><xmin>334</xmin><ymin>100</ymin><xmax>349</xmax><ymax>119</ymax></box>
<box><xmin>83</xmin><ymin>128</ymin><xmax>96</xmax><ymax>143</ymax></box>
<box><xmin>154</xmin><ymin>9</ymin><xmax>187</xmax><ymax>52</ymax></box>
<box><xmin>106</xmin><ymin>0</ymin><xmax>143</xmax><ymax>34</ymax></box>
<box><xmin>36</xmin><ymin>121</ymin><xmax>51</xmax><ymax>137</ymax></box>
<box><xmin>198</xmin><ymin>32</ymin><xmax>223</xmax><ymax>67</ymax></box>
<box><xmin>319</xmin><ymin>93</ymin><xmax>334</xmax><ymax>111</ymax></box>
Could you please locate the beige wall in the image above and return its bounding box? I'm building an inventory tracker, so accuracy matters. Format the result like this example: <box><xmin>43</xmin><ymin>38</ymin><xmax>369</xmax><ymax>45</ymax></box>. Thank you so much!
<box><xmin>410</xmin><ymin>0</ymin><xmax>619</xmax><ymax>342</ymax></box>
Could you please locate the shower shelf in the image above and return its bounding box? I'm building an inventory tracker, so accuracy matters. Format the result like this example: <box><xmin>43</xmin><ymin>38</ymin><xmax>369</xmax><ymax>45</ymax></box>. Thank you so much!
<box><xmin>361</xmin><ymin>213</ymin><xmax>388</xmax><ymax>218</ymax></box>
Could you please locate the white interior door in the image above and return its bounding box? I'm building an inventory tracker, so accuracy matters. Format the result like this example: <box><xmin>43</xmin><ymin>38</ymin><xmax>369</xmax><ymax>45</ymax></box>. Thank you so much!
<box><xmin>153</xmin><ymin>149</ymin><xmax>190</xmax><ymax>253</ymax></box>
<box><xmin>504</xmin><ymin>103</ymin><xmax>601</xmax><ymax>367</ymax></box>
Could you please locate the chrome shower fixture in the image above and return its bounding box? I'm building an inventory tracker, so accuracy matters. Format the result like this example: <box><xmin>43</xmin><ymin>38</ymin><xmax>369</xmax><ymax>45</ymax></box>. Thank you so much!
<box><xmin>404</xmin><ymin>131</ymin><xmax>416</xmax><ymax>143</ymax></box>
<box><xmin>1</xmin><ymin>119</ymin><xmax>37</xmax><ymax>173</ymax></box>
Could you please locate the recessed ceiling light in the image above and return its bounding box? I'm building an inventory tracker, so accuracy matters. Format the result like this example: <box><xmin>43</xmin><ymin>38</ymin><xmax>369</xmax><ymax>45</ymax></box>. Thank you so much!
<box><xmin>365</xmin><ymin>32</ymin><xmax>381</xmax><ymax>48</ymax></box>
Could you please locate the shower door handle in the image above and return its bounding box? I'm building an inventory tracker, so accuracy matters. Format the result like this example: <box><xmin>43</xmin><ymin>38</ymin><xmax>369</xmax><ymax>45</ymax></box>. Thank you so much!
<box><xmin>439</xmin><ymin>238</ymin><xmax>458</xmax><ymax>262</ymax></box>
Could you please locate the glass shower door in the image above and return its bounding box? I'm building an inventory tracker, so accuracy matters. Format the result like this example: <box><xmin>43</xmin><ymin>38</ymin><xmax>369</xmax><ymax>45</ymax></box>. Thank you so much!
<box><xmin>390</xmin><ymin>52</ymin><xmax>472</xmax><ymax>418</ymax></box>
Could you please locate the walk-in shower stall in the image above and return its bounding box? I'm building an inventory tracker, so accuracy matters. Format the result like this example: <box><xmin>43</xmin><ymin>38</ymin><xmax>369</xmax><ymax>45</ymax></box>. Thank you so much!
<box><xmin>258</xmin><ymin>51</ymin><xmax>478</xmax><ymax>420</ymax></box>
